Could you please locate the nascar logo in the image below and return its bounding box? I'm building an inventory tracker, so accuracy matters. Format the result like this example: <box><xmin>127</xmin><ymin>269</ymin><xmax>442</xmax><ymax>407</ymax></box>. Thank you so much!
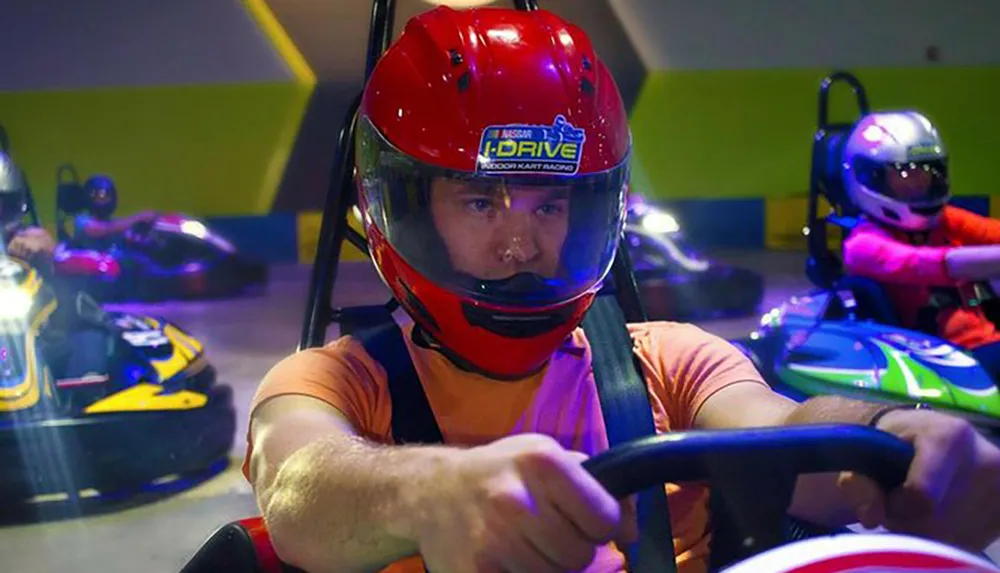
<box><xmin>477</xmin><ymin>115</ymin><xmax>586</xmax><ymax>175</ymax></box>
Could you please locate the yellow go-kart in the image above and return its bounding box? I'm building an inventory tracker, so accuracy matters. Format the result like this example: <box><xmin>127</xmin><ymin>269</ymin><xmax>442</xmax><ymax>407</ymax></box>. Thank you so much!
<box><xmin>0</xmin><ymin>249</ymin><xmax>235</xmax><ymax>507</ymax></box>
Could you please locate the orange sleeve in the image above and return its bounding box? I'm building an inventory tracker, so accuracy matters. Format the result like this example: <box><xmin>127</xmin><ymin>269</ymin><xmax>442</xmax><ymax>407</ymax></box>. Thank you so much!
<box><xmin>631</xmin><ymin>322</ymin><xmax>768</xmax><ymax>430</ymax></box>
<box><xmin>942</xmin><ymin>205</ymin><xmax>1000</xmax><ymax>245</ymax></box>
<box><xmin>240</xmin><ymin>337</ymin><xmax>392</xmax><ymax>480</ymax></box>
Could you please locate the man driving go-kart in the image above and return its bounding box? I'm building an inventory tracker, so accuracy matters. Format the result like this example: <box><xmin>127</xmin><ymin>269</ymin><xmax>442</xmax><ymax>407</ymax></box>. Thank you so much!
<box><xmin>72</xmin><ymin>174</ymin><xmax>157</xmax><ymax>251</ymax></box>
<box><xmin>842</xmin><ymin>111</ymin><xmax>1000</xmax><ymax>380</ymax></box>
<box><xmin>1</xmin><ymin>151</ymin><xmax>110</xmax><ymax>381</ymax></box>
<box><xmin>244</xmin><ymin>8</ymin><xmax>1000</xmax><ymax>573</ymax></box>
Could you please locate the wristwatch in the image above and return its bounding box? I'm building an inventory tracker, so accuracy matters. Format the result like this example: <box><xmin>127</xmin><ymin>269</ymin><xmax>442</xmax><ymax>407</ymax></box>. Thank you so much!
<box><xmin>868</xmin><ymin>403</ymin><xmax>932</xmax><ymax>427</ymax></box>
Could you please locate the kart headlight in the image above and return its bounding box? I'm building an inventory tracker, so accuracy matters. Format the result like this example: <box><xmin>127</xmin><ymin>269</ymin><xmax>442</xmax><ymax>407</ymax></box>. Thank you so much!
<box><xmin>180</xmin><ymin>220</ymin><xmax>208</xmax><ymax>239</ymax></box>
<box><xmin>641</xmin><ymin>210</ymin><xmax>680</xmax><ymax>235</ymax></box>
<box><xmin>0</xmin><ymin>287</ymin><xmax>32</xmax><ymax>320</ymax></box>
<box><xmin>178</xmin><ymin>220</ymin><xmax>236</xmax><ymax>253</ymax></box>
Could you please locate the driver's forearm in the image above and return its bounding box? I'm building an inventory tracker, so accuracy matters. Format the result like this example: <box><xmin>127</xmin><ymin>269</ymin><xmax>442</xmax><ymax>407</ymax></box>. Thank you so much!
<box><xmin>113</xmin><ymin>217</ymin><xmax>141</xmax><ymax>234</ymax></box>
<box><xmin>783</xmin><ymin>396</ymin><xmax>886</xmax><ymax>526</ymax></box>
<box><xmin>945</xmin><ymin>246</ymin><xmax>1000</xmax><ymax>281</ymax></box>
<box><xmin>260</xmin><ymin>434</ymin><xmax>459</xmax><ymax>573</ymax></box>
<box><xmin>80</xmin><ymin>222</ymin><xmax>116</xmax><ymax>238</ymax></box>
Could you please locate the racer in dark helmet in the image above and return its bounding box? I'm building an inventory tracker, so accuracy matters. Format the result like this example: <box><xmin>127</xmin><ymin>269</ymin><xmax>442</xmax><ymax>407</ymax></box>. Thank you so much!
<box><xmin>72</xmin><ymin>174</ymin><xmax>157</xmax><ymax>250</ymax></box>
<box><xmin>842</xmin><ymin>111</ymin><xmax>1000</xmax><ymax>378</ymax></box>
<box><xmin>243</xmin><ymin>8</ymin><xmax>1000</xmax><ymax>573</ymax></box>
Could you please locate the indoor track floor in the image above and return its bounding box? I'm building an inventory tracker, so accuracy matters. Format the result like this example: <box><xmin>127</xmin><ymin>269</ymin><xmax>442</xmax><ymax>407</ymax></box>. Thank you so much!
<box><xmin>1</xmin><ymin>250</ymin><xmax>997</xmax><ymax>572</ymax></box>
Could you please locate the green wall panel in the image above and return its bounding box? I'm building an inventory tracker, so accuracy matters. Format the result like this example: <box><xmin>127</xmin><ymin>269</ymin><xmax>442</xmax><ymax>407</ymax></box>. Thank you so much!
<box><xmin>630</xmin><ymin>66</ymin><xmax>1000</xmax><ymax>201</ymax></box>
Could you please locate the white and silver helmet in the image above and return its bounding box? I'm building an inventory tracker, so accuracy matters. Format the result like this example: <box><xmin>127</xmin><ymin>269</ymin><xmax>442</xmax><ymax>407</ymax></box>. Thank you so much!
<box><xmin>842</xmin><ymin>110</ymin><xmax>950</xmax><ymax>232</ymax></box>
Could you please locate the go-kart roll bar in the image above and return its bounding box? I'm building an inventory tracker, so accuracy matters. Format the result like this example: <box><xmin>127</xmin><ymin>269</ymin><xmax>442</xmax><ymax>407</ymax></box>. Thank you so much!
<box><xmin>300</xmin><ymin>0</ymin><xmax>398</xmax><ymax>350</ymax></box>
<box><xmin>364</xmin><ymin>0</ymin><xmax>397</xmax><ymax>82</ymax></box>
<box><xmin>299</xmin><ymin>93</ymin><xmax>362</xmax><ymax>350</ymax></box>
<box><xmin>299</xmin><ymin>0</ymin><xmax>647</xmax><ymax>350</ymax></box>
<box><xmin>805</xmin><ymin>71</ymin><xmax>871</xmax><ymax>285</ymax></box>
<box><xmin>817</xmin><ymin>70</ymin><xmax>870</xmax><ymax>131</ymax></box>
<box><xmin>56</xmin><ymin>163</ymin><xmax>80</xmax><ymax>188</ymax></box>
<box><xmin>22</xmin><ymin>174</ymin><xmax>40</xmax><ymax>228</ymax></box>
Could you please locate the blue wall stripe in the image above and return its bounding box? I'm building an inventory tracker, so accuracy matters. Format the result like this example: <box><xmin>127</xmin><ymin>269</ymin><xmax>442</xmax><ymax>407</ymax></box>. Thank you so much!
<box><xmin>949</xmin><ymin>195</ymin><xmax>990</xmax><ymax>216</ymax></box>
<box><xmin>205</xmin><ymin>213</ymin><xmax>298</xmax><ymax>263</ymax></box>
<box><xmin>658</xmin><ymin>198</ymin><xmax>766</xmax><ymax>249</ymax></box>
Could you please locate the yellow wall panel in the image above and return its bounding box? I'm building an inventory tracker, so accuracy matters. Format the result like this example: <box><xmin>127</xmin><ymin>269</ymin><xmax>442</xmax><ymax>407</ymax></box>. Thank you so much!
<box><xmin>0</xmin><ymin>81</ymin><xmax>311</xmax><ymax>227</ymax></box>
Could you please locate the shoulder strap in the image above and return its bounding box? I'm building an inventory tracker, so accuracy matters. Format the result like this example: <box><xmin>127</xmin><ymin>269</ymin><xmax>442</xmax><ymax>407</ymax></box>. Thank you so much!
<box><xmin>351</xmin><ymin>298</ymin><xmax>677</xmax><ymax>572</ymax></box>
<box><xmin>345</xmin><ymin>308</ymin><xmax>444</xmax><ymax>446</ymax></box>
<box><xmin>581</xmin><ymin>296</ymin><xmax>678</xmax><ymax>573</ymax></box>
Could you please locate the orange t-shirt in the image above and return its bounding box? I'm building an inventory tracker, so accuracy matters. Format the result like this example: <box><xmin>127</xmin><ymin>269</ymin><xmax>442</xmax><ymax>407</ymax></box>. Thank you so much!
<box><xmin>243</xmin><ymin>320</ymin><xmax>767</xmax><ymax>573</ymax></box>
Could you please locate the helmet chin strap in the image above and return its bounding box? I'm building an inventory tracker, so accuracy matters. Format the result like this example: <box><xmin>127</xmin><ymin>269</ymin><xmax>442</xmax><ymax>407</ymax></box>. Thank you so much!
<box><xmin>452</xmin><ymin>270</ymin><xmax>562</xmax><ymax>305</ymax></box>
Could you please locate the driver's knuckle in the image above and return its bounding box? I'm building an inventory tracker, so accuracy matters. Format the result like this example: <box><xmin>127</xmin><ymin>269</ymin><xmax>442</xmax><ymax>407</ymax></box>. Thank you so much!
<box><xmin>471</xmin><ymin>550</ymin><xmax>497</xmax><ymax>573</ymax></box>
<box><xmin>591</xmin><ymin>505</ymin><xmax>620</xmax><ymax>539</ymax></box>
<box><xmin>931</xmin><ymin>413</ymin><xmax>972</xmax><ymax>441</ymax></box>
<box><xmin>485</xmin><ymin>486</ymin><xmax>530</xmax><ymax>519</ymax></box>
<box><xmin>564</xmin><ymin>540</ymin><xmax>597</xmax><ymax>570</ymax></box>
<box><xmin>945</xmin><ymin>416</ymin><xmax>976</xmax><ymax>444</ymax></box>
<box><xmin>521</xmin><ymin>433</ymin><xmax>562</xmax><ymax>452</ymax></box>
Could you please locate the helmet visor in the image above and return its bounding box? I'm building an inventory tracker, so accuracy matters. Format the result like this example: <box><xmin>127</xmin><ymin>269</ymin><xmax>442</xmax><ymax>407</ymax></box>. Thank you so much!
<box><xmin>853</xmin><ymin>156</ymin><xmax>950</xmax><ymax>212</ymax></box>
<box><xmin>356</xmin><ymin>117</ymin><xmax>629</xmax><ymax>308</ymax></box>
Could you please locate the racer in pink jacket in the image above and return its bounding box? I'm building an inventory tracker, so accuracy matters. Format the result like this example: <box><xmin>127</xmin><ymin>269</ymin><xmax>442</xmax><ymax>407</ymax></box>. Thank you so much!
<box><xmin>842</xmin><ymin>111</ymin><xmax>1000</xmax><ymax>377</ymax></box>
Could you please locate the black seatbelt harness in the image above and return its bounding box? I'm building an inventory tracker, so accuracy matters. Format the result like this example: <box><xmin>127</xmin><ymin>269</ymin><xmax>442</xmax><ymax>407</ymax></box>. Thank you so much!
<box><xmin>351</xmin><ymin>297</ymin><xmax>677</xmax><ymax>573</ymax></box>
<box><xmin>581</xmin><ymin>296</ymin><xmax>677</xmax><ymax>573</ymax></box>
<box><xmin>342</xmin><ymin>305</ymin><xmax>443</xmax><ymax>445</ymax></box>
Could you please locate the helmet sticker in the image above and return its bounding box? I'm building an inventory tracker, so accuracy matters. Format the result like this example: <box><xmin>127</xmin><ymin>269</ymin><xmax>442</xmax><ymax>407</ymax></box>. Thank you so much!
<box><xmin>476</xmin><ymin>115</ymin><xmax>586</xmax><ymax>175</ymax></box>
<box><xmin>907</xmin><ymin>142</ymin><xmax>943</xmax><ymax>160</ymax></box>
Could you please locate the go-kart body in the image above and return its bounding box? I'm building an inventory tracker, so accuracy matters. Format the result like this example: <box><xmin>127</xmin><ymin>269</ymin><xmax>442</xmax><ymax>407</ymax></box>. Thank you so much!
<box><xmin>722</xmin><ymin>533</ymin><xmax>999</xmax><ymax>573</ymax></box>
<box><xmin>53</xmin><ymin>211</ymin><xmax>269</xmax><ymax>302</ymax></box>
<box><xmin>625</xmin><ymin>195</ymin><xmax>765</xmax><ymax>320</ymax></box>
<box><xmin>733</xmin><ymin>289</ymin><xmax>1000</xmax><ymax>435</ymax></box>
<box><xmin>732</xmin><ymin>70</ymin><xmax>1000</xmax><ymax>440</ymax></box>
<box><xmin>0</xmin><ymin>251</ymin><xmax>235</xmax><ymax>501</ymax></box>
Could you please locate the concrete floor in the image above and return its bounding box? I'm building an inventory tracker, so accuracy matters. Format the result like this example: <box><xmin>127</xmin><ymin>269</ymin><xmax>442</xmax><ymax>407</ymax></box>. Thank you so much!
<box><xmin>1</xmin><ymin>250</ymin><xmax>997</xmax><ymax>572</ymax></box>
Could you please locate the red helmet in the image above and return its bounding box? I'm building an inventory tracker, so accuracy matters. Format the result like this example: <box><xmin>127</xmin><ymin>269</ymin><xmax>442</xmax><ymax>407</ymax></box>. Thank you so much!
<box><xmin>355</xmin><ymin>6</ymin><xmax>631</xmax><ymax>379</ymax></box>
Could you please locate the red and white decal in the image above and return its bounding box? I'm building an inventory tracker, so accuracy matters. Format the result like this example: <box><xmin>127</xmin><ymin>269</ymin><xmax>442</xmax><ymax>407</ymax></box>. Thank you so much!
<box><xmin>722</xmin><ymin>534</ymin><xmax>999</xmax><ymax>573</ymax></box>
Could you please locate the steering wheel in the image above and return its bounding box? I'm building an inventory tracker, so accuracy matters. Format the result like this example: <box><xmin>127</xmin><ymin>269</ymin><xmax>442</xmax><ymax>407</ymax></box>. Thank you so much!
<box><xmin>586</xmin><ymin>424</ymin><xmax>914</xmax><ymax>571</ymax></box>
<box><xmin>180</xmin><ymin>423</ymin><xmax>938</xmax><ymax>573</ymax></box>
